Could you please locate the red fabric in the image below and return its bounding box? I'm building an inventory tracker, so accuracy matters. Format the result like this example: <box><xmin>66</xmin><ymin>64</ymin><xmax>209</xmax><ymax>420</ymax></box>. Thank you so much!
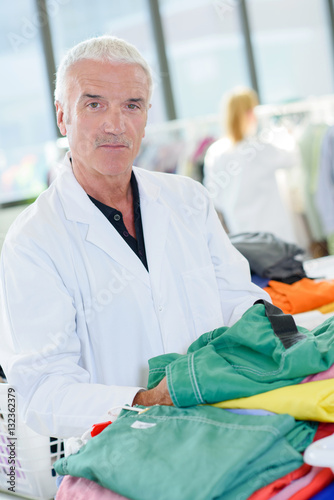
<box><xmin>248</xmin><ymin>464</ymin><xmax>312</xmax><ymax>500</ymax></box>
<box><xmin>288</xmin><ymin>468</ymin><xmax>334</xmax><ymax>500</ymax></box>
<box><xmin>248</xmin><ymin>426</ymin><xmax>334</xmax><ymax>500</ymax></box>
<box><xmin>91</xmin><ymin>421</ymin><xmax>112</xmax><ymax>437</ymax></box>
<box><xmin>313</xmin><ymin>423</ymin><xmax>334</xmax><ymax>443</ymax></box>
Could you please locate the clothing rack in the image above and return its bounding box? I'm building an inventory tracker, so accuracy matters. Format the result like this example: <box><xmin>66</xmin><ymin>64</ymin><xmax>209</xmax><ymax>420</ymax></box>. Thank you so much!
<box><xmin>143</xmin><ymin>94</ymin><xmax>334</xmax><ymax>146</ymax></box>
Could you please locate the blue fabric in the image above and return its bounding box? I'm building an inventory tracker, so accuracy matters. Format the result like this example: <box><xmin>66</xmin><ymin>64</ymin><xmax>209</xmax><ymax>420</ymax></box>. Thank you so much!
<box><xmin>310</xmin><ymin>481</ymin><xmax>334</xmax><ymax>499</ymax></box>
<box><xmin>56</xmin><ymin>475</ymin><xmax>65</xmax><ymax>488</ymax></box>
<box><xmin>251</xmin><ymin>273</ymin><xmax>270</xmax><ymax>288</ymax></box>
<box><xmin>225</xmin><ymin>408</ymin><xmax>276</xmax><ymax>416</ymax></box>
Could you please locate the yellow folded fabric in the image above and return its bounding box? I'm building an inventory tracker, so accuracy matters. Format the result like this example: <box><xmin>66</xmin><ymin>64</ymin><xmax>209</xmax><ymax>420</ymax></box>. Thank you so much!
<box><xmin>318</xmin><ymin>301</ymin><xmax>334</xmax><ymax>314</ymax></box>
<box><xmin>211</xmin><ymin>379</ymin><xmax>334</xmax><ymax>422</ymax></box>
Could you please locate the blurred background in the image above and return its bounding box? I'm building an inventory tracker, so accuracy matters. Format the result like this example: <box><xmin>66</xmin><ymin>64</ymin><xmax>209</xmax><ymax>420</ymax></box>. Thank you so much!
<box><xmin>2</xmin><ymin>0</ymin><xmax>334</xmax><ymax>256</ymax></box>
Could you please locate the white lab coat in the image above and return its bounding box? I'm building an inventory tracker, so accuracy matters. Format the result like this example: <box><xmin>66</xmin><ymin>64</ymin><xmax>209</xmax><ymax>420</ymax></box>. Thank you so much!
<box><xmin>0</xmin><ymin>155</ymin><xmax>269</xmax><ymax>438</ymax></box>
<box><xmin>203</xmin><ymin>137</ymin><xmax>298</xmax><ymax>244</ymax></box>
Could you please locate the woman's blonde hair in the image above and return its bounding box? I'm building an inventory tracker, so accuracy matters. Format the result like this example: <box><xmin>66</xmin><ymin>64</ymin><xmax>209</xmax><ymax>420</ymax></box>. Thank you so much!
<box><xmin>223</xmin><ymin>87</ymin><xmax>259</xmax><ymax>143</ymax></box>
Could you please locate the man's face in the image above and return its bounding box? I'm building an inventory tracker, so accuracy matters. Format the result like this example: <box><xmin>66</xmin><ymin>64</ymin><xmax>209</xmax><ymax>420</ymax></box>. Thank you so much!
<box><xmin>56</xmin><ymin>59</ymin><xmax>150</xmax><ymax>180</ymax></box>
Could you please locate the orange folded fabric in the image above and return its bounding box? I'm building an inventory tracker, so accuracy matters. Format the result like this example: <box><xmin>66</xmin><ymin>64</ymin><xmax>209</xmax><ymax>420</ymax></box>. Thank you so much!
<box><xmin>264</xmin><ymin>278</ymin><xmax>334</xmax><ymax>314</ymax></box>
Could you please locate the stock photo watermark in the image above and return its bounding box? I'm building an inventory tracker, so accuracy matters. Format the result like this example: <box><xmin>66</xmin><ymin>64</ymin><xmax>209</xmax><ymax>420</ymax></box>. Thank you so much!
<box><xmin>7</xmin><ymin>0</ymin><xmax>71</xmax><ymax>52</ymax></box>
<box><xmin>212</xmin><ymin>0</ymin><xmax>239</xmax><ymax>20</ymax></box>
<box><xmin>6</xmin><ymin>387</ymin><xmax>16</xmax><ymax>493</ymax></box>
<box><xmin>26</xmin><ymin>266</ymin><xmax>135</xmax><ymax>374</ymax></box>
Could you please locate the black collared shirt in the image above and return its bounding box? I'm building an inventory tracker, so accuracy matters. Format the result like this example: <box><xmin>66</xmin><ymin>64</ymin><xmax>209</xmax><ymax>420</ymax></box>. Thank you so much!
<box><xmin>88</xmin><ymin>172</ymin><xmax>148</xmax><ymax>271</ymax></box>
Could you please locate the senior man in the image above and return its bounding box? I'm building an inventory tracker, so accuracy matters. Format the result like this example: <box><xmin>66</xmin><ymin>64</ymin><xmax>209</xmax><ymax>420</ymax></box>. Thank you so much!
<box><xmin>0</xmin><ymin>36</ymin><xmax>269</xmax><ymax>438</ymax></box>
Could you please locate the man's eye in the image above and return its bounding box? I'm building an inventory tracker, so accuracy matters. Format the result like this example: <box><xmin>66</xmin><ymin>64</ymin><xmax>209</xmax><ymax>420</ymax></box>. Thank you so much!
<box><xmin>89</xmin><ymin>102</ymin><xmax>100</xmax><ymax>109</ymax></box>
<box><xmin>127</xmin><ymin>103</ymin><xmax>138</xmax><ymax>110</ymax></box>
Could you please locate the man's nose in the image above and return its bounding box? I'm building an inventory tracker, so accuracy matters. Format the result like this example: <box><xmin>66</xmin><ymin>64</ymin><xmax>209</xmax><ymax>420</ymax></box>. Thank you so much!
<box><xmin>103</xmin><ymin>108</ymin><xmax>126</xmax><ymax>134</ymax></box>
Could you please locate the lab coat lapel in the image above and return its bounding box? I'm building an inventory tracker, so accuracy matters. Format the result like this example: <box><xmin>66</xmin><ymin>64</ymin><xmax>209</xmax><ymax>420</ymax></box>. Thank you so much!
<box><xmin>134</xmin><ymin>168</ymin><xmax>170</xmax><ymax>283</ymax></box>
<box><xmin>57</xmin><ymin>159</ymin><xmax>150</xmax><ymax>287</ymax></box>
<box><xmin>85</xmin><ymin>215</ymin><xmax>150</xmax><ymax>287</ymax></box>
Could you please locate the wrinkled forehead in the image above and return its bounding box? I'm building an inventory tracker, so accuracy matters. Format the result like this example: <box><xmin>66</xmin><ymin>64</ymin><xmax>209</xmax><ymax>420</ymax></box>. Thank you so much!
<box><xmin>64</xmin><ymin>59</ymin><xmax>151</xmax><ymax>104</ymax></box>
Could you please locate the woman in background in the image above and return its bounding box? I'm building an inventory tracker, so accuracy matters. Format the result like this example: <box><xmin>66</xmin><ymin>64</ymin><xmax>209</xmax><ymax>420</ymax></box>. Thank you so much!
<box><xmin>203</xmin><ymin>87</ymin><xmax>298</xmax><ymax>244</ymax></box>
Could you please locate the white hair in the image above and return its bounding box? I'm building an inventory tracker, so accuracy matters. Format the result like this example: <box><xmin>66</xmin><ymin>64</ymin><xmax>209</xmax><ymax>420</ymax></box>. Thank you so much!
<box><xmin>54</xmin><ymin>35</ymin><xmax>154</xmax><ymax>105</ymax></box>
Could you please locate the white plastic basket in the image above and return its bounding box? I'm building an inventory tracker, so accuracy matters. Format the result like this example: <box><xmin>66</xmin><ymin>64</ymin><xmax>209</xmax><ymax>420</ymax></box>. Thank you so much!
<box><xmin>0</xmin><ymin>383</ymin><xmax>64</xmax><ymax>499</ymax></box>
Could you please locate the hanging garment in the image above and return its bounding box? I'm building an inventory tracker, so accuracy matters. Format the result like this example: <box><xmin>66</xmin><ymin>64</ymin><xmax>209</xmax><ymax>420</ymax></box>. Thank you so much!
<box><xmin>264</xmin><ymin>278</ymin><xmax>334</xmax><ymax>315</ymax></box>
<box><xmin>230</xmin><ymin>232</ymin><xmax>306</xmax><ymax>283</ymax></box>
<box><xmin>147</xmin><ymin>301</ymin><xmax>334</xmax><ymax>408</ymax></box>
<box><xmin>54</xmin><ymin>405</ymin><xmax>313</xmax><ymax>500</ymax></box>
<box><xmin>315</xmin><ymin>126</ymin><xmax>334</xmax><ymax>238</ymax></box>
<box><xmin>298</xmin><ymin>123</ymin><xmax>328</xmax><ymax>241</ymax></box>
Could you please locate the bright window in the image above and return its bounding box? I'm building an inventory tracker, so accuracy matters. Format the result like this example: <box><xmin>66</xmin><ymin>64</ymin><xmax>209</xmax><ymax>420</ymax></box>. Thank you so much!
<box><xmin>160</xmin><ymin>0</ymin><xmax>250</xmax><ymax>119</ymax></box>
<box><xmin>0</xmin><ymin>1</ymin><xmax>56</xmax><ymax>204</ymax></box>
<box><xmin>247</xmin><ymin>0</ymin><xmax>334</xmax><ymax>103</ymax></box>
<box><xmin>48</xmin><ymin>0</ymin><xmax>165</xmax><ymax>125</ymax></box>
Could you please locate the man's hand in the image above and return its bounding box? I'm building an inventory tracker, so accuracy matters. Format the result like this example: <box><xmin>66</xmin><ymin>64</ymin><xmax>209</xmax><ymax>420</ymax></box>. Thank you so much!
<box><xmin>132</xmin><ymin>377</ymin><xmax>173</xmax><ymax>407</ymax></box>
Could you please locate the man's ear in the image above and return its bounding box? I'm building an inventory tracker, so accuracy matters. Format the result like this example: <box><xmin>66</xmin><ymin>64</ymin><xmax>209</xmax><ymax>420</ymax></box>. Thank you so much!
<box><xmin>55</xmin><ymin>101</ymin><xmax>67</xmax><ymax>136</ymax></box>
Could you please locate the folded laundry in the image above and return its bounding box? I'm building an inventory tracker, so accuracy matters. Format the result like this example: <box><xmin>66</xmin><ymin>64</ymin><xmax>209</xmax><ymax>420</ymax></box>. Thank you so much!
<box><xmin>270</xmin><ymin>468</ymin><xmax>333</xmax><ymax>500</ymax></box>
<box><xmin>54</xmin><ymin>405</ymin><xmax>313</xmax><ymax>500</ymax></box>
<box><xmin>318</xmin><ymin>301</ymin><xmax>334</xmax><ymax>314</ymax></box>
<box><xmin>147</xmin><ymin>300</ymin><xmax>334</xmax><ymax>408</ymax></box>
<box><xmin>264</xmin><ymin>278</ymin><xmax>334</xmax><ymax>314</ymax></box>
<box><xmin>230</xmin><ymin>232</ymin><xmax>306</xmax><ymax>283</ymax></box>
<box><xmin>212</xmin><ymin>378</ymin><xmax>334</xmax><ymax>422</ymax></box>
<box><xmin>248</xmin><ymin>463</ymin><xmax>312</xmax><ymax>500</ymax></box>
<box><xmin>309</xmin><ymin>482</ymin><xmax>334</xmax><ymax>499</ymax></box>
<box><xmin>56</xmin><ymin>475</ymin><xmax>129</xmax><ymax>499</ymax></box>
<box><xmin>54</xmin><ymin>299</ymin><xmax>334</xmax><ymax>500</ymax></box>
<box><xmin>301</xmin><ymin>364</ymin><xmax>334</xmax><ymax>384</ymax></box>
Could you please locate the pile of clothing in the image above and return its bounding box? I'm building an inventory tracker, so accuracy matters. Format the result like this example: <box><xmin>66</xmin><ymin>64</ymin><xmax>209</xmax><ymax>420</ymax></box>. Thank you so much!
<box><xmin>54</xmin><ymin>300</ymin><xmax>334</xmax><ymax>499</ymax></box>
<box><xmin>230</xmin><ymin>232</ymin><xmax>334</xmax><ymax>316</ymax></box>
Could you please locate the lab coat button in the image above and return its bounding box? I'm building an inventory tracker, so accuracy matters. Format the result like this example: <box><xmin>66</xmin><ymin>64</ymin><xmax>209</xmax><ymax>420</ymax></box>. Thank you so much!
<box><xmin>158</xmin><ymin>305</ymin><xmax>163</xmax><ymax>312</ymax></box>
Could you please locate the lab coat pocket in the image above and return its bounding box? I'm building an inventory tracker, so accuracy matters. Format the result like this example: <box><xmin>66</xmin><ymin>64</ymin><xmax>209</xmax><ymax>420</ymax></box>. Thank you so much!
<box><xmin>181</xmin><ymin>265</ymin><xmax>223</xmax><ymax>337</ymax></box>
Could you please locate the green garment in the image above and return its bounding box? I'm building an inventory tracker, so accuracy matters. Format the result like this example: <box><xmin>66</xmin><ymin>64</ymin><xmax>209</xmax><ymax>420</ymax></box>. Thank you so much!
<box><xmin>148</xmin><ymin>303</ymin><xmax>334</xmax><ymax>407</ymax></box>
<box><xmin>298</xmin><ymin>123</ymin><xmax>328</xmax><ymax>241</ymax></box>
<box><xmin>54</xmin><ymin>405</ymin><xmax>316</xmax><ymax>500</ymax></box>
<box><xmin>327</xmin><ymin>231</ymin><xmax>334</xmax><ymax>255</ymax></box>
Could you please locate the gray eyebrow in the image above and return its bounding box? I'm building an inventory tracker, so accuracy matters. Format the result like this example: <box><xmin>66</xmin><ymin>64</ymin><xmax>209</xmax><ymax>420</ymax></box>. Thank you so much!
<box><xmin>79</xmin><ymin>93</ymin><xmax>104</xmax><ymax>101</ymax></box>
<box><xmin>78</xmin><ymin>95</ymin><xmax>146</xmax><ymax>104</ymax></box>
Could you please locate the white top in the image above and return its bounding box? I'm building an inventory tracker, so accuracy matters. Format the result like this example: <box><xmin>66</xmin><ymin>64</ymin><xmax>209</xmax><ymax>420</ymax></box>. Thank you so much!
<box><xmin>0</xmin><ymin>155</ymin><xmax>268</xmax><ymax>438</ymax></box>
<box><xmin>203</xmin><ymin>137</ymin><xmax>298</xmax><ymax>243</ymax></box>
